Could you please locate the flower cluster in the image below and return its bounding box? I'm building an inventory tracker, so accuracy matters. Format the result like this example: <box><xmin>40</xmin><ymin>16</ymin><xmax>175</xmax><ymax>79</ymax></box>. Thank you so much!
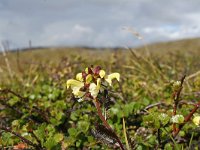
<box><xmin>193</xmin><ymin>115</ymin><xmax>200</xmax><ymax>126</ymax></box>
<box><xmin>67</xmin><ymin>66</ymin><xmax>120</xmax><ymax>101</ymax></box>
<box><xmin>172</xmin><ymin>81</ymin><xmax>181</xmax><ymax>91</ymax></box>
<box><xmin>171</xmin><ymin>114</ymin><xmax>184</xmax><ymax>124</ymax></box>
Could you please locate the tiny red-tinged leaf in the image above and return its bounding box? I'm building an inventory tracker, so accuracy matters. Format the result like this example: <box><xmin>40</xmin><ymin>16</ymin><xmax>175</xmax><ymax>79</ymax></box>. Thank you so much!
<box><xmin>13</xmin><ymin>143</ymin><xmax>27</xmax><ymax>150</ymax></box>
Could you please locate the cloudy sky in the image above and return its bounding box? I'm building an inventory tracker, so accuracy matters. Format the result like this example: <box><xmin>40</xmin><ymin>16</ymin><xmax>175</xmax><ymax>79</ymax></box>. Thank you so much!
<box><xmin>0</xmin><ymin>0</ymin><xmax>200</xmax><ymax>49</ymax></box>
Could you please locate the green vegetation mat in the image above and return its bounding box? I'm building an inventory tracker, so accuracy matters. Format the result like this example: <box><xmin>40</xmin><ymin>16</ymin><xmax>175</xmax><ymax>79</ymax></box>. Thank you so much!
<box><xmin>0</xmin><ymin>38</ymin><xmax>200</xmax><ymax>149</ymax></box>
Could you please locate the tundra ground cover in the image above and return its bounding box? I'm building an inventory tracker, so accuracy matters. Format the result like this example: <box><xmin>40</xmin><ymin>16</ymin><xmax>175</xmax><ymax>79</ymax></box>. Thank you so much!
<box><xmin>0</xmin><ymin>43</ymin><xmax>200</xmax><ymax>149</ymax></box>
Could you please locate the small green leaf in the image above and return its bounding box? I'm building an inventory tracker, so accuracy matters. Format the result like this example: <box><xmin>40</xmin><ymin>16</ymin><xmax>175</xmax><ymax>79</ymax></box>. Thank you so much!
<box><xmin>68</xmin><ymin>128</ymin><xmax>78</xmax><ymax>137</ymax></box>
<box><xmin>33</xmin><ymin>123</ymin><xmax>46</xmax><ymax>146</ymax></box>
<box><xmin>44</xmin><ymin>137</ymin><xmax>57</xmax><ymax>150</ymax></box>
<box><xmin>11</xmin><ymin>120</ymin><xmax>20</xmax><ymax>128</ymax></box>
<box><xmin>1</xmin><ymin>132</ymin><xmax>13</xmax><ymax>145</ymax></box>
<box><xmin>76</xmin><ymin>140</ymin><xmax>81</xmax><ymax>147</ymax></box>
<box><xmin>87</xmin><ymin>136</ymin><xmax>94</xmax><ymax>143</ymax></box>
<box><xmin>77</xmin><ymin>121</ymin><xmax>90</xmax><ymax>133</ymax></box>
<box><xmin>8</xmin><ymin>97</ymin><xmax>19</xmax><ymax>106</ymax></box>
<box><xmin>164</xmin><ymin>143</ymin><xmax>173</xmax><ymax>150</ymax></box>
<box><xmin>70</xmin><ymin>112</ymin><xmax>78</xmax><ymax>121</ymax></box>
<box><xmin>158</xmin><ymin>113</ymin><xmax>170</xmax><ymax>126</ymax></box>
<box><xmin>54</xmin><ymin>133</ymin><xmax>64</xmax><ymax>143</ymax></box>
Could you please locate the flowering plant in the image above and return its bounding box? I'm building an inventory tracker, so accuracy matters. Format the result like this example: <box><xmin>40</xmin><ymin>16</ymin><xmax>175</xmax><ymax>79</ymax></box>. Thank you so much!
<box><xmin>67</xmin><ymin>66</ymin><xmax>125</xmax><ymax>149</ymax></box>
<box><xmin>67</xmin><ymin>66</ymin><xmax>120</xmax><ymax>101</ymax></box>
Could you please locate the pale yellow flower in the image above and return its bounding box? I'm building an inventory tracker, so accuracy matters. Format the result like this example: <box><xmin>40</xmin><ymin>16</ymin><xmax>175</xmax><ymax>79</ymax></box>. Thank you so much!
<box><xmin>85</xmin><ymin>67</ymin><xmax>89</xmax><ymax>74</ymax></box>
<box><xmin>193</xmin><ymin>116</ymin><xmax>200</xmax><ymax>126</ymax></box>
<box><xmin>86</xmin><ymin>74</ymin><xmax>93</xmax><ymax>83</ymax></box>
<box><xmin>67</xmin><ymin>79</ymin><xmax>85</xmax><ymax>98</ymax></box>
<box><xmin>105</xmin><ymin>73</ymin><xmax>120</xmax><ymax>86</ymax></box>
<box><xmin>99</xmin><ymin>70</ymin><xmax>106</xmax><ymax>78</ymax></box>
<box><xmin>89</xmin><ymin>78</ymin><xmax>101</xmax><ymax>98</ymax></box>
<box><xmin>76</xmin><ymin>73</ymin><xmax>83</xmax><ymax>81</ymax></box>
<box><xmin>67</xmin><ymin>67</ymin><xmax>120</xmax><ymax>100</ymax></box>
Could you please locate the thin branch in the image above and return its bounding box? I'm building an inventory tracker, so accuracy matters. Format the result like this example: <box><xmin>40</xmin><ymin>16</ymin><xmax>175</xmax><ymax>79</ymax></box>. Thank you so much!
<box><xmin>0</xmin><ymin>97</ymin><xmax>23</xmax><ymax>116</ymax></box>
<box><xmin>172</xmin><ymin>75</ymin><xmax>186</xmax><ymax>135</ymax></box>
<box><xmin>157</xmin><ymin>128</ymin><xmax>161</xmax><ymax>147</ymax></box>
<box><xmin>32</xmin><ymin>106</ymin><xmax>50</xmax><ymax>123</ymax></box>
<box><xmin>138</xmin><ymin>102</ymin><xmax>167</xmax><ymax>115</ymax></box>
<box><xmin>186</xmin><ymin>70</ymin><xmax>200</xmax><ymax>81</ymax></box>
<box><xmin>144</xmin><ymin>102</ymin><xmax>165</xmax><ymax>110</ymax></box>
<box><xmin>179</xmin><ymin>100</ymin><xmax>196</xmax><ymax>106</ymax></box>
<box><xmin>0</xmin><ymin>97</ymin><xmax>48</xmax><ymax>123</ymax></box>
<box><xmin>173</xmin><ymin>100</ymin><xmax>200</xmax><ymax>138</ymax></box>
<box><xmin>0</xmin><ymin>89</ymin><xmax>29</xmax><ymax>101</ymax></box>
<box><xmin>0</xmin><ymin>89</ymin><xmax>50</xmax><ymax>123</ymax></box>
<box><xmin>0</xmin><ymin>125</ymin><xmax>41</xmax><ymax>149</ymax></box>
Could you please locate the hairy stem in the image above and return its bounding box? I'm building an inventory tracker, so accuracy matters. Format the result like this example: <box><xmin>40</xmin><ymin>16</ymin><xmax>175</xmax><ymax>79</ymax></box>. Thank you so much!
<box><xmin>93</xmin><ymin>99</ymin><xmax>125</xmax><ymax>150</ymax></box>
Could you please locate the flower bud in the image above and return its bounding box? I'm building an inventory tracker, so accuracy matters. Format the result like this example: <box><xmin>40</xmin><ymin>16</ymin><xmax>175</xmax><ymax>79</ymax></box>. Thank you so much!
<box><xmin>82</xmin><ymin>71</ymin><xmax>87</xmax><ymax>81</ymax></box>
<box><xmin>172</xmin><ymin>81</ymin><xmax>181</xmax><ymax>91</ymax></box>
<box><xmin>171</xmin><ymin>114</ymin><xmax>184</xmax><ymax>124</ymax></box>
<box><xmin>93</xmin><ymin>66</ymin><xmax>101</xmax><ymax>75</ymax></box>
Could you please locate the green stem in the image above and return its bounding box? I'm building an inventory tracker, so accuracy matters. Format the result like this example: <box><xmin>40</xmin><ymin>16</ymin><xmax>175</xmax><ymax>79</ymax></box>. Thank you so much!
<box><xmin>123</xmin><ymin>118</ymin><xmax>130</xmax><ymax>150</ymax></box>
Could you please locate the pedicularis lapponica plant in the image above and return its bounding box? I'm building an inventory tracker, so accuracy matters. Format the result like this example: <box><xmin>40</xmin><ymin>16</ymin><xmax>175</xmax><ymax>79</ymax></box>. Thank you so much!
<box><xmin>67</xmin><ymin>66</ymin><xmax>124</xmax><ymax>149</ymax></box>
<box><xmin>0</xmin><ymin>63</ymin><xmax>200</xmax><ymax>149</ymax></box>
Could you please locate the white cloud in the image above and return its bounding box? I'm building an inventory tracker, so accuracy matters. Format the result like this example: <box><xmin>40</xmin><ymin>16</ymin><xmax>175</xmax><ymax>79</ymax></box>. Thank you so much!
<box><xmin>36</xmin><ymin>23</ymin><xmax>94</xmax><ymax>46</ymax></box>
<box><xmin>0</xmin><ymin>0</ymin><xmax>200</xmax><ymax>48</ymax></box>
<box><xmin>143</xmin><ymin>24</ymin><xmax>200</xmax><ymax>41</ymax></box>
